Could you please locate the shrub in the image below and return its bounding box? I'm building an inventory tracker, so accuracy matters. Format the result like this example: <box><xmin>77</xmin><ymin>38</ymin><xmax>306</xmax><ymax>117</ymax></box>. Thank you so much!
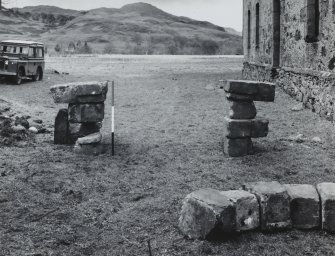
<box><xmin>78</xmin><ymin>41</ymin><xmax>92</xmax><ymax>54</ymax></box>
<box><xmin>54</xmin><ymin>43</ymin><xmax>61</xmax><ymax>53</ymax></box>
<box><xmin>103</xmin><ymin>43</ymin><xmax>115</xmax><ymax>54</ymax></box>
<box><xmin>201</xmin><ymin>40</ymin><xmax>220</xmax><ymax>55</ymax></box>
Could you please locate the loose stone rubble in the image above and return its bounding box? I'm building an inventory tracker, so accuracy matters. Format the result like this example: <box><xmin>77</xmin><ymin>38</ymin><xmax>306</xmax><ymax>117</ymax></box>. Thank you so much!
<box><xmin>50</xmin><ymin>81</ymin><xmax>108</xmax><ymax>155</ymax></box>
<box><xmin>179</xmin><ymin>181</ymin><xmax>335</xmax><ymax>240</ymax></box>
<box><xmin>0</xmin><ymin>103</ymin><xmax>49</xmax><ymax>146</ymax></box>
<box><xmin>223</xmin><ymin>80</ymin><xmax>275</xmax><ymax>157</ymax></box>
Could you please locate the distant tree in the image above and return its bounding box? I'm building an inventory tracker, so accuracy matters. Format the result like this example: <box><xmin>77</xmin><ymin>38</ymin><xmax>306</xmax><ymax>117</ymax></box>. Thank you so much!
<box><xmin>234</xmin><ymin>46</ymin><xmax>243</xmax><ymax>55</ymax></box>
<box><xmin>167</xmin><ymin>42</ymin><xmax>178</xmax><ymax>55</ymax></box>
<box><xmin>103</xmin><ymin>43</ymin><xmax>115</xmax><ymax>54</ymax></box>
<box><xmin>78</xmin><ymin>41</ymin><xmax>92</xmax><ymax>54</ymax></box>
<box><xmin>76</xmin><ymin>40</ymin><xmax>82</xmax><ymax>48</ymax></box>
<box><xmin>174</xmin><ymin>35</ymin><xmax>188</xmax><ymax>51</ymax></box>
<box><xmin>143</xmin><ymin>35</ymin><xmax>154</xmax><ymax>55</ymax></box>
<box><xmin>67</xmin><ymin>41</ymin><xmax>76</xmax><ymax>54</ymax></box>
<box><xmin>132</xmin><ymin>33</ymin><xmax>143</xmax><ymax>46</ymax></box>
<box><xmin>201</xmin><ymin>40</ymin><xmax>220</xmax><ymax>55</ymax></box>
<box><xmin>46</xmin><ymin>13</ymin><xmax>56</xmax><ymax>27</ymax></box>
<box><xmin>54</xmin><ymin>43</ymin><xmax>62</xmax><ymax>53</ymax></box>
<box><xmin>132</xmin><ymin>45</ymin><xmax>143</xmax><ymax>55</ymax></box>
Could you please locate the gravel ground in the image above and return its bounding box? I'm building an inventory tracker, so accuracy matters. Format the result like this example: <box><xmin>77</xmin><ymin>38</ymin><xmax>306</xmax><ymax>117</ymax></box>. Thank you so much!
<box><xmin>1</xmin><ymin>55</ymin><xmax>335</xmax><ymax>256</ymax></box>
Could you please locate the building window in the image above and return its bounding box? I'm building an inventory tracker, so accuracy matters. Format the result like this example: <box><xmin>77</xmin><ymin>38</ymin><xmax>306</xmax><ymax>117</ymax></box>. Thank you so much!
<box><xmin>248</xmin><ymin>10</ymin><xmax>251</xmax><ymax>49</ymax></box>
<box><xmin>305</xmin><ymin>0</ymin><xmax>320</xmax><ymax>43</ymax></box>
<box><xmin>256</xmin><ymin>3</ymin><xmax>260</xmax><ymax>49</ymax></box>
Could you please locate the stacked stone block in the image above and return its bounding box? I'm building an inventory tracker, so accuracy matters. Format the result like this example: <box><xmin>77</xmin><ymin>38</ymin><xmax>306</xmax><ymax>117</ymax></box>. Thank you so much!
<box><xmin>50</xmin><ymin>81</ymin><xmax>108</xmax><ymax>155</ymax></box>
<box><xmin>179</xmin><ymin>181</ymin><xmax>335</xmax><ymax>240</ymax></box>
<box><xmin>223</xmin><ymin>80</ymin><xmax>275</xmax><ymax>157</ymax></box>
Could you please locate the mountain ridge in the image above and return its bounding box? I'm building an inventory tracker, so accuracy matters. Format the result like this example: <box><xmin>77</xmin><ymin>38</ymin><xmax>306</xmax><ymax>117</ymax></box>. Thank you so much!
<box><xmin>1</xmin><ymin>3</ymin><xmax>243</xmax><ymax>55</ymax></box>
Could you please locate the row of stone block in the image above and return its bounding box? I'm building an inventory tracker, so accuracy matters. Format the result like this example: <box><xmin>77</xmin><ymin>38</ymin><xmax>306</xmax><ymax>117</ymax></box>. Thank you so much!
<box><xmin>178</xmin><ymin>181</ymin><xmax>335</xmax><ymax>240</ymax></box>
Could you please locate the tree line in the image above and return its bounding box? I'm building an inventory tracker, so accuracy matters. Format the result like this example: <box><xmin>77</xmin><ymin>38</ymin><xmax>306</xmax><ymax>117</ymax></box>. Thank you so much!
<box><xmin>52</xmin><ymin>34</ymin><xmax>242</xmax><ymax>55</ymax></box>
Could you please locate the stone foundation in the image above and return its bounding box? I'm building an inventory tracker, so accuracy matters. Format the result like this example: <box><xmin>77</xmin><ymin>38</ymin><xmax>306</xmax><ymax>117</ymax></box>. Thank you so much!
<box><xmin>179</xmin><ymin>182</ymin><xmax>335</xmax><ymax>240</ymax></box>
<box><xmin>243</xmin><ymin>62</ymin><xmax>335</xmax><ymax>121</ymax></box>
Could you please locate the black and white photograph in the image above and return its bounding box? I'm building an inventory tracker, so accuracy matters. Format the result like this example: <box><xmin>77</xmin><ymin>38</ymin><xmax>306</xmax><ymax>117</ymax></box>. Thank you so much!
<box><xmin>1</xmin><ymin>0</ymin><xmax>335</xmax><ymax>255</ymax></box>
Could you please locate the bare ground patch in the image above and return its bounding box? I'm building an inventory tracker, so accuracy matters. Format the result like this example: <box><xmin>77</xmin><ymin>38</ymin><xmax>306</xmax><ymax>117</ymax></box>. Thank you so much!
<box><xmin>1</xmin><ymin>56</ymin><xmax>335</xmax><ymax>255</ymax></box>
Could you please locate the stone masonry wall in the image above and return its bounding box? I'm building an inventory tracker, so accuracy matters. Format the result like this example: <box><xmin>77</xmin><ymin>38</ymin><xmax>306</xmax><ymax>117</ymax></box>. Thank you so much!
<box><xmin>243</xmin><ymin>62</ymin><xmax>335</xmax><ymax>121</ymax></box>
<box><xmin>280</xmin><ymin>0</ymin><xmax>335</xmax><ymax>71</ymax></box>
<box><xmin>243</xmin><ymin>0</ymin><xmax>335</xmax><ymax>121</ymax></box>
<box><xmin>243</xmin><ymin>0</ymin><xmax>273</xmax><ymax>65</ymax></box>
<box><xmin>243</xmin><ymin>0</ymin><xmax>335</xmax><ymax>71</ymax></box>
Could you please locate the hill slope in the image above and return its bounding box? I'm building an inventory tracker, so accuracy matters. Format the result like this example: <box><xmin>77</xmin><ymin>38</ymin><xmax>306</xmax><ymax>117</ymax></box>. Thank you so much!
<box><xmin>1</xmin><ymin>3</ymin><xmax>242</xmax><ymax>55</ymax></box>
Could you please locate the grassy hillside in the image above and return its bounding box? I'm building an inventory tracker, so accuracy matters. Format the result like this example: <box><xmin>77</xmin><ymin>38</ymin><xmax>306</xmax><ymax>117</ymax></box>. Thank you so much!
<box><xmin>1</xmin><ymin>3</ymin><xmax>242</xmax><ymax>55</ymax></box>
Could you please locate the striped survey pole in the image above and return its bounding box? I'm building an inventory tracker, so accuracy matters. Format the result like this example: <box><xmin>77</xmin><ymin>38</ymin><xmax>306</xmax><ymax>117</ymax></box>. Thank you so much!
<box><xmin>111</xmin><ymin>80</ymin><xmax>115</xmax><ymax>156</ymax></box>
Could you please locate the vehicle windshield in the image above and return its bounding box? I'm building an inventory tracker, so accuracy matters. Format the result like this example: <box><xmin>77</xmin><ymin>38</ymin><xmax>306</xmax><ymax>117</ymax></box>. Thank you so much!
<box><xmin>0</xmin><ymin>45</ymin><xmax>29</xmax><ymax>55</ymax></box>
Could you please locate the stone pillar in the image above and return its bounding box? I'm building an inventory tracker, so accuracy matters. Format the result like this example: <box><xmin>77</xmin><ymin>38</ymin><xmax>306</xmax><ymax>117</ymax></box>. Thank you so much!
<box><xmin>223</xmin><ymin>80</ymin><xmax>275</xmax><ymax>157</ymax></box>
<box><xmin>54</xmin><ymin>108</ymin><xmax>70</xmax><ymax>145</ymax></box>
<box><xmin>50</xmin><ymin>81</ymin><xmax>108</xmax><ymax>155</ymax></box>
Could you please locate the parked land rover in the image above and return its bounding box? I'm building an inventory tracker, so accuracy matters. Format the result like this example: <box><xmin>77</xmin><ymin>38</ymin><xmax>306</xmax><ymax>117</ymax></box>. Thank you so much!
<box><xmin>0</xmin><ymin>40</ymin><xmax>45</xmax><ymax>85</ymax></box>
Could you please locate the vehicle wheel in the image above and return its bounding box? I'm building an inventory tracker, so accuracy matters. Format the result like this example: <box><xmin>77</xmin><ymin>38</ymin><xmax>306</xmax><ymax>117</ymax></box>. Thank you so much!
<box><xmin>14</xmin><ymin>68</ymin><xmax>24</xmax><ymax>85</ymax></box>
<box><xmin>38</xmin><ymin>68</ymin><xmax>43</xmax><ymax>81</ymax></box>
<box><xmin>33</xmin><ymin>68</ymin><xmax>41</xmax><ymax>81</ymax></box>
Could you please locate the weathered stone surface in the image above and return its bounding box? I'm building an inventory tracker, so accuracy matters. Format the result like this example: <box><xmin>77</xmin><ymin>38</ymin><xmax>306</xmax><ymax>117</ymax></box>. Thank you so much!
<box><xmin>77</xmin><ymin>132</ymin><xmax>102</xmax><ymax>145</ymax></box>
<box><xmin>220</xmin><ymin>190</ymin><xmax>260</xmax><ymax>232</ymax></box>
<box><xmin>227</xmin><ymin>100</ymin><xmax>257</xmax><ymax>120</ymax></box>
<box><xmin>226</xmin><ymin>92</ymin><xmax>254</xmax><ymax>101</ymax></box>
<box><xmin>12</xmin><ymin>125</ymin><xmax>26</xmax><ymax>132</ymax></box>
<box><xmin>54</xmin><ymin>109</ymin><xmax>70</xmax><ymax>145</ymax></box>
<box><xmin>178</xmin><ymin>188</ymin><xmax>236</xmax><ymax>240</ymax></box>
<box><xmin>250</xmin><ymin>119</ymin><xmax>269</xmax><ymax>138</ymax></box>
<box><xmin>74</xmin><ymin>142</ymin><xmax>107</xmax><ymax>156</ymax></box>
<box><xmin>68</xmin><ymin>103</ymin><xmax>104</xmax><ymax>123</ymax></box>
<box><xmin>75</xmin><ymin>94</ymin><xmax>107</xmax><ymax>104</ymax></box>
<box><xmin>50</xmin><ymin>81</ymin><xmax>108</xmax><ymax>104</ymax></box>
<box><xmin>224</xmin><ymin>80</ymin><xmax>275</xmax><ymax>102</ymax></box>
<box><xmin>224</xmin><ymin>117</ymin><xmax>250</xmax><ymax>138</ymax></box>
<box><xmin>224</xmin><ymin>117</ymin><xmax>269</xmax><ymax>138</ymax></box>
<box><xmin>68</xmin><ymin>122</ymin><xmax>102</xmax><ymax>143</ymax></box>
<box><xmin>317</xmin><ymin>183</ymin><xmax>335</xmax><ymax>232</ymax></box>
<box><xmin>223</xmin><ymin>137</ymin><xmax>253</xmax><ymax>157</ymax></box>
<box><xmin>284</xmin><ymin>184</ymin><xmax>320</xmax><ymax>229</ymax></box>
<box><xmin>28</xmin><ymin>127</ymin><xmax>38</xmax><ymax>134</ymax></box>
<box><xmin>242</xmin><ymin>0</ymin><xmax>335</xmax><ymax>121</ymax></box>
<box><xmin>253</xmin><ymin>82</ymin><xmax>276</xmax><ymax>102</ymax></box>
<box><xmin>15</xmin><ymin>116</ymin><xmax>30</xmax><ymax>129</ymax></box>
<box><xmin>243</xmin><ymin>181</ymin><xmax>292</xmax><ymax>231</ymax></box>
<box><xmin>225</xmin><ymin>80</ymin><xmax>259</xmax><ymax>95</ymax></box>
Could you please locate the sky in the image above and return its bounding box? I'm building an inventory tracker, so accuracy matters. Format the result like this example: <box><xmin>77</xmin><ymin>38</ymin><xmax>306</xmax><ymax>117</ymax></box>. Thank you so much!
<box><xmin>6</xmin><ymin>0</ymin><xmax>243</xmax><ymax>31</ymax></box>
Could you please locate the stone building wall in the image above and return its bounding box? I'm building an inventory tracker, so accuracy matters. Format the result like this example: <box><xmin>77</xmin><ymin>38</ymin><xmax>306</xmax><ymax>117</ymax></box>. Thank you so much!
<box><xmin>243</xmin><ymin>0</ymin><xmax>273</xmax><ymax>65</ymax></box>
<box><xmin>242</xmin><ymin>0</ymin><xmax>335</xmax><ymax>120</ymax></box>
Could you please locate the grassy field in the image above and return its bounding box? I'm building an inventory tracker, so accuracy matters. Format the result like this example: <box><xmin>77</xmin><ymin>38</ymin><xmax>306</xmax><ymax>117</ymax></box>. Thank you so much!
<box><xmin>1</xmin><ymin>55</ymin><xmax>335</xmax><ymax>255</ymax></box>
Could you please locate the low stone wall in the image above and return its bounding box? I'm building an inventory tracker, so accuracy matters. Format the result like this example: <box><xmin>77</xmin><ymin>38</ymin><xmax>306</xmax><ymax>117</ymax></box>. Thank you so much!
<box><xmin>243</xmin><ymin>62</ymin><xmax>335</xmax><ymax>121</ymax></box>
<box><xmin>179</xmin><ymin>181</ymin><xmax>335</xmax><ymax>240</ymax></box>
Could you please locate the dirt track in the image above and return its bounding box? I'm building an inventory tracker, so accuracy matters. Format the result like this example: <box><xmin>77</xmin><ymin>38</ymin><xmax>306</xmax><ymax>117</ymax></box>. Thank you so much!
<box><xmin>1</xmin><ymin>56</ymin><xmax>335</xmax><ymax>256</ymax></box>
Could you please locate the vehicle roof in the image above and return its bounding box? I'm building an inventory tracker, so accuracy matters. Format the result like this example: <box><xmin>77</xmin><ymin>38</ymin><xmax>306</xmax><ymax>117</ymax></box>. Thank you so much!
<box><xmin>0</xmin><ymin>40</ymin><xmax>44</xmax><ymax>46</ymax></box>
